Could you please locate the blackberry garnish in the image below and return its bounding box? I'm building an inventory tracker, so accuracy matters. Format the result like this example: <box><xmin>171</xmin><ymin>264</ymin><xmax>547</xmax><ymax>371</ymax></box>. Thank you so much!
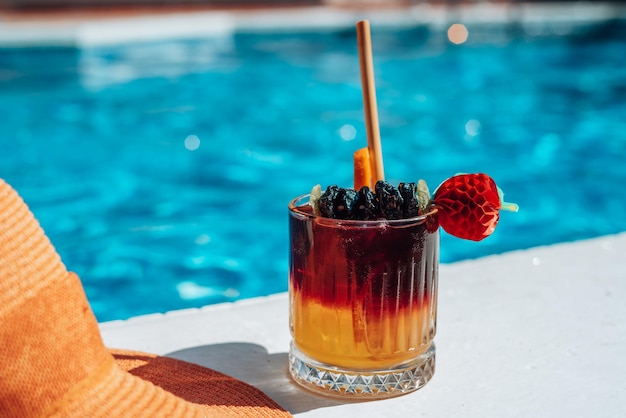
<box><xmin>334</xmin><ymin>188</ymin><xmax>358</xmax><ymax>220</ymax></box>
<box><xmin>375</xmin><ymin>180</ymin><xmax>404</xmax><ymax>220</ymax></box>
<box><xmin>318</xmin><ymin>185</ymin><xmax>340</xmax><ymax>218</ymax></box>
<box><xmin>355</xmin><ymin>186</ymin><xmax>378</xmax><ymax>220</ymax></box>
<box><xmin>398</xmin><ymin>182</ymin><xmax>419</xmax><ymax>218</ymax></box>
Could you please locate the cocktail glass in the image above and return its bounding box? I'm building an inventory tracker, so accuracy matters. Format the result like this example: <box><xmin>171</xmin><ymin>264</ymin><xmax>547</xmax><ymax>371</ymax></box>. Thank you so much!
<box><xmin>288</xmin><ymin>194</ymin><xmax>439</xmax><ymax>398</ymax></box>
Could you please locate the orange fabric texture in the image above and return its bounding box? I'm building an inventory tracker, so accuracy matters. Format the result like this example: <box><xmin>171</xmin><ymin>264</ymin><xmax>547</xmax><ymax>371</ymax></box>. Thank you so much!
<box><xmin>0</xmin><ymin>179</ymin><xmax>291</xmax><ymax>418</ymax></box>
<box><xmin>112</xmin><ymin>350</ymin><xmax>289</xmax><ymax>417</ymax></box>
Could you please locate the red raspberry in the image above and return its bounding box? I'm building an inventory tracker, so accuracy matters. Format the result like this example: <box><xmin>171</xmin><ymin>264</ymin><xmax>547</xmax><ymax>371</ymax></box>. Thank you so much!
<box><xmin>433</xmin><ymin>173</ymin><xmax>516</xmax><ymax>241</ymax></box>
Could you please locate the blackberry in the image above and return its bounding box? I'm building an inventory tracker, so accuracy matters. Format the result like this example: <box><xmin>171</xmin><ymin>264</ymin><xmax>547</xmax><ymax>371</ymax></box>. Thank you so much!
<box><xmin>355</xmin><ymin>186</ymin><xmax>378</xmax><ymax>220</ymax></box>
<box><xmin>316</xmin><ymin>181</ymin><xmax>426</xmax><ymax>220</ymax></box>
<box><xmin>333</xmin><ymin>188</ymin><xmax>358</xmax><ymax>220</ymax></box>
<box><xmin>317</xmin><ymin>185</ymin><xmax>340</xmax><ymax>218</ymax></box>
<box><xmin>398</xmin><ymin>182</ymin><xmax>419</xmax><ymax>218</ymax></box>
<box><xmin>375</xmin><ymin>180</ymin><xmax>404</xmax><ymax>220</ymax></box>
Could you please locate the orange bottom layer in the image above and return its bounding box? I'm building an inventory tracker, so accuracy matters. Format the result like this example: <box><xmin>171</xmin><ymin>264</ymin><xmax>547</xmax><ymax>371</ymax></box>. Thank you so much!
<box><xmin>291</xmin><ymin>295</ymin><xmax>436</xmax><ymax>369</ymax></box>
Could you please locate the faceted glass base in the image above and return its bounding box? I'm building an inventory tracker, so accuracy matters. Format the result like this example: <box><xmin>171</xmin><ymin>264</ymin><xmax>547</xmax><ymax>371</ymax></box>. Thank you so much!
<box><xmin>288</xmin><ymin>342</ymin><xmax>435</xmax><ymax>399</ymax></box>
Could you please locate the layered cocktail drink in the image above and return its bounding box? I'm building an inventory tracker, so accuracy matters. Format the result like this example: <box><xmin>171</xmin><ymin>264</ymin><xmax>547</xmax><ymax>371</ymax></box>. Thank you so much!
<box><xmin>286</xmin><ymin>19</ymin><xmax>517</xmax><ymax>399</ymax></box>
<box><xmin>288</xmin><ymin>191</ymin><xmax>439</xmax><ymax>397</ymax></box>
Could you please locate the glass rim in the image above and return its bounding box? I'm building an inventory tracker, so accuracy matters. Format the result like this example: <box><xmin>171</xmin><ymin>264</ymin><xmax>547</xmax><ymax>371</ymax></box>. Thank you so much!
<box><xmin>288</xmin><ymin>193</ymin><xmax>438</xmax><ymax>226</ymax></box>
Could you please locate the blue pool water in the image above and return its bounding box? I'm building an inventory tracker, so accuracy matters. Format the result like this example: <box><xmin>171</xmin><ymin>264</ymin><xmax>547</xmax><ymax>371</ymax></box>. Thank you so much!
<box><xmin>2</xmin><ymin>19</ymin><xmax>625</xmax><ymax>321</ymax></box>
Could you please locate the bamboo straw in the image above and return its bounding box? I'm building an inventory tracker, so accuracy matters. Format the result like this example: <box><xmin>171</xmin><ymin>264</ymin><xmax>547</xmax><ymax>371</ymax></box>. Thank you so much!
<box><xmin>356</xmin><ymin>20</ymin><xmax>385</xmax><ymax>183</ymax></box>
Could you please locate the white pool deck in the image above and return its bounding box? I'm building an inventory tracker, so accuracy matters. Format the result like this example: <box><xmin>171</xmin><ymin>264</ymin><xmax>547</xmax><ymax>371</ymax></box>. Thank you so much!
<box><xmin>100</xmin><ymin>232</ymin><xmax>626</xmax><ymax>417</ymax></box>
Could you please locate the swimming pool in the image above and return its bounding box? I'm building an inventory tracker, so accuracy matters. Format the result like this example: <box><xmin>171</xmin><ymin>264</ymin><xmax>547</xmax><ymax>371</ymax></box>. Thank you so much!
<box><xmin>2</xmin><ymin>18</ymin><xmax>625</xmax><ymax>321</ymax></box>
